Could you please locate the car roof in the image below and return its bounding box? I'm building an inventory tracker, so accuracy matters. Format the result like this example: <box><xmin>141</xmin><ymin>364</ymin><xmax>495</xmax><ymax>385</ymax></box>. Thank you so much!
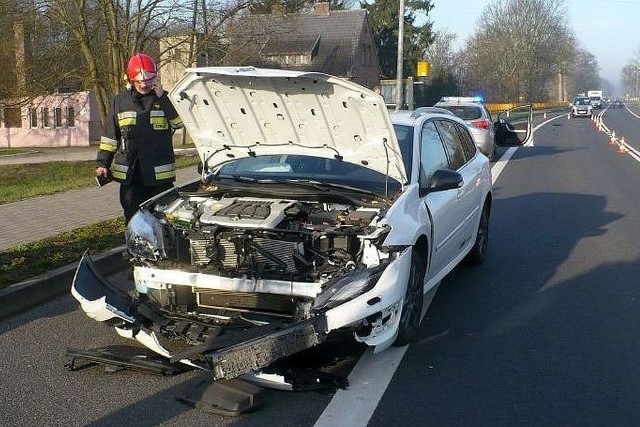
<box><xmin>410</xmin><ymin>107</ymin><xmax>456</xmax><ymax>117</ymax></box>
<box><xmin>434</xmin><ymin>96</ymin><xmax>485</xmax><ymax>106</ymax></box>
<box><xmin>390</xmin><ymin>110</ymin><xmax>471</xmax><ymax>128</ymax></box>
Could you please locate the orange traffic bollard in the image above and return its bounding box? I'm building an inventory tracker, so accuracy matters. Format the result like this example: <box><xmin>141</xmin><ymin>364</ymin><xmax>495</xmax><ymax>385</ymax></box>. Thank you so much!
<box><xmin>618</xmin><ymin>137</ymin><xmax>627</xmax><ymax>154</ymax></box>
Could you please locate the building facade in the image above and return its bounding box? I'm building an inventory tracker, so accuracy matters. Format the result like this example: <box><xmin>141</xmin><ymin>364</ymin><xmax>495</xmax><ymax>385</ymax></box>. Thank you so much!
<box><xmin>0</xmin><ymin>91</ymin><xmax>101</xmax><ymax>148</ymax></box>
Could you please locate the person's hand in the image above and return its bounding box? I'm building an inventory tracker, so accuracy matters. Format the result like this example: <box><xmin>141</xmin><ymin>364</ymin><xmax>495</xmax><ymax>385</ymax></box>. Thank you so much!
<box><xmin>96</xmin><ymin>167</ymin><xmax>109</xmax><ymax>177</ymax></box>
<box><xmin>152</xmin><ymin>80</ymin><xmax>165</xmax><ymax>98</ymax></box>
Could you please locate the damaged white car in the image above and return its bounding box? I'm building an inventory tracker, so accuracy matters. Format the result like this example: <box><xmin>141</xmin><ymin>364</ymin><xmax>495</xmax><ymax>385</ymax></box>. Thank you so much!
<box><xmin>71</xmin><ymin>67</ymin><xmax>531</xmax><ymax>381</ymax></box>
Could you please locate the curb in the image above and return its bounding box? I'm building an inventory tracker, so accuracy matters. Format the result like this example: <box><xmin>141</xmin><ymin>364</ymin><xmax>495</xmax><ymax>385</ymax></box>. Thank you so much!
<box><xmin>0</xmin><ymin>245</ymin><xmax>128</xmax><ymax>321</ymax></box>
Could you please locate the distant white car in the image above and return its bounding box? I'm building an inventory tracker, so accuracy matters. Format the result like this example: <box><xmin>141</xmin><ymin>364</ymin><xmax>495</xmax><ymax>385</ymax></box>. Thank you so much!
<box><xmin>71</xmin><ymin>67</ymin><xmax>531</xmax><ymax>383</ymax></box>
<box><xmin>434</xmin><ymin>96</ymin><xmax>497</xmax><ymax>161</ymax></box>
<box><xmin>571</xmin><ymin>96</ymin><xmax>593</xmax><ymax>118</ymax></box>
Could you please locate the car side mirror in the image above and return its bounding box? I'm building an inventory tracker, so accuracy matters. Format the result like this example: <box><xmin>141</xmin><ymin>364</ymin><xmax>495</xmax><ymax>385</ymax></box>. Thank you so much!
<box><xmin>494</xmin><ymin>104</ymin><xmax>532</xmax><ymax>147</ymax></box>
<box><xmin>419</xmin><ymin>169</ymin><xmax>463</xmax><ymax>197</ymax></box>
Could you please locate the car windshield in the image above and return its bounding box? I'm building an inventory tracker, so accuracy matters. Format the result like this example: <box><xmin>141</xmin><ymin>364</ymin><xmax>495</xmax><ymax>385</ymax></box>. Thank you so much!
<box><xmin>216</xmin><ymin>154</ymin><xmax>403</xmax><ymax>194</ymax></box>
<box><xmin>574</xmin><ymin>98</ymin><xmax>590</xmax><ymax>105</ymax></box>
<box><xmin>439</xmin><ymin>105</ymin><xmax>483</xmax><ymax>121</ymax></box>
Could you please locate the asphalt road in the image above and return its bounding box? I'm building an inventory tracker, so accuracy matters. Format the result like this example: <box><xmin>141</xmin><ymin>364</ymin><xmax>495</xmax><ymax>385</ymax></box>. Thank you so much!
<box><xmin>3</xmin><ymin>108</ymin><xmax>640</xmax><ymax>425</ymax></box>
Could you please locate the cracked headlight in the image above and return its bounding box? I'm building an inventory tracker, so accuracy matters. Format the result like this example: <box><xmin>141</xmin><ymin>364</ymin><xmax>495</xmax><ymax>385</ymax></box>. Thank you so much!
<box><xmin>126</xmin><ymin>210</ymin><xmax>166</xmax><ymax>260</ymax></box>
<box><xmin>313</xmin><ymin>266</ymin><xmax>385</xmax><ymax>311</ymax></box>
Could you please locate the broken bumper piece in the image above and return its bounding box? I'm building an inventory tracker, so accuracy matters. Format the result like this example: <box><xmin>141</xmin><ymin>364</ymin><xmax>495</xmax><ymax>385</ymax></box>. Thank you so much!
<box><xmin>65</xmin><ymin>345</ymin><xmax>192</xmax><ymax>375</ymax></box>
<box><xmin>71</xmin><ymin>252</ymin><xmax>136</xmax><ymax>323</ymax></box>
<box><xmin>205</xmin><ymin>318</ymin><xmax>325</xmax><ymax>381</ymax></box>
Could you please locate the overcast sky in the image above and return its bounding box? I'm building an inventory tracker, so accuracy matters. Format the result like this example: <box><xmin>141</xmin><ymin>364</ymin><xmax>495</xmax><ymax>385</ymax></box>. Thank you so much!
<box><xmin>428</xmin><ymin>0</ymin><xmax>640</xmax><ymax>89</ymax></box>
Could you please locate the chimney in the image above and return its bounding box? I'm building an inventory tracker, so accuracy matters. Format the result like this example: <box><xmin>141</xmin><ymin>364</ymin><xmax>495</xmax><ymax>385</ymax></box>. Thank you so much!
<box><xmin>271</xmin><ymin>4</ymin><xmax>285</xmax><ymax>17</ymax></box>
<box><xmin>315</xmin><ymin>1</ymin><xmax>330</xmax><ymax>16</ymax></box>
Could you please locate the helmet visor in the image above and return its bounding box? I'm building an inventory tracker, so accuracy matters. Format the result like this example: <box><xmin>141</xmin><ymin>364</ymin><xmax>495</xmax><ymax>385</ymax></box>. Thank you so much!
<box><xmin>130</xmin><ymin>69</ymin><xmax>157</xmax><ymax>83</ymax></box>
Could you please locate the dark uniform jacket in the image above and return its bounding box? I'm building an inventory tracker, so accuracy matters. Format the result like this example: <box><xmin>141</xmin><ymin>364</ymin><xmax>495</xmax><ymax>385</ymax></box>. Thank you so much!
<box><xmin>98</xmin><ymin>89</ymin><xmax>184</xmax><ymax>186</ymax></box>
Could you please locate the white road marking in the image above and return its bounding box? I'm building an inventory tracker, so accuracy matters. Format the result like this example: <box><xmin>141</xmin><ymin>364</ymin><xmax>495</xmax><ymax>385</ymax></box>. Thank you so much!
<box><xmin>314</xmin><ymin>112</ymin><xmax>562</xmax><ymax>427</ymax></box>
<box><xmin>314</xmin><ymin>346</ymin><xmax>408</xmax><ymax>427</ymax></box>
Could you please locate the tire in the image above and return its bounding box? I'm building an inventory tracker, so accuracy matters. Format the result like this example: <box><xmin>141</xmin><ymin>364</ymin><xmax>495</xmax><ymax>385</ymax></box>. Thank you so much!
<box><xmin>465</xmin><ymin>204</ymin><xmax>490</xmax><ymax>265</ymax></box>
<box><xmin>393</xmin><ymin>248</ymin><xmax>427</xmax><ymax>346</ymax></box>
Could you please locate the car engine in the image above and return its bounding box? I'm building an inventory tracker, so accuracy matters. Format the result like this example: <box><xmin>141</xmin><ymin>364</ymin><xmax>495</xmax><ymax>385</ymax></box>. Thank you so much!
<box><xmin>154</xmin><ymin>194</ymin><xmax>380</xmax><ymax>279</ymax></box>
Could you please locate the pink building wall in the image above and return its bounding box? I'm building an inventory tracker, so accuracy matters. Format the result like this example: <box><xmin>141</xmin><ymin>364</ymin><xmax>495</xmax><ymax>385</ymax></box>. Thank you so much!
<box><xmin>0</xmin><ymin>91</ymin><xmax>102</xmax><ymax>148</ymax></box>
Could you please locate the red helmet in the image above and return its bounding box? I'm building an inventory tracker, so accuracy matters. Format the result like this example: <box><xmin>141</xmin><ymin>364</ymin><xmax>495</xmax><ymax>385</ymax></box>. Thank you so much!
<box><xmin>126</xmin><ymin>53</ymin><xmax>157</xmax><ymax>82</ymax></box>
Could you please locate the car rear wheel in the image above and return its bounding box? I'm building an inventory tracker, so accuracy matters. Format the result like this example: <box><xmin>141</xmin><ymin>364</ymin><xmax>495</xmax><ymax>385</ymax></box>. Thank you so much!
<box><xmin>393</xmin><ymin>248</ymin><xmax>427</xmax><ymax>346</ymax></box>
<box><xmin>465</xmin><ymin>203</ymin><xmax>490</xmax><ymax>265</ymax></box>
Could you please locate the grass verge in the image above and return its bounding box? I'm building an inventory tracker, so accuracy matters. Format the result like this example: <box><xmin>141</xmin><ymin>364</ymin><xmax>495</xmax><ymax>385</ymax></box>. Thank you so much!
<box><xmin>0</xmin><ymin>217</ymin><xmax>126</xmax><ymax>289</ymax></box>
<box><xmin>0</xmin><ymin>152</ymin><xmax>200</xmax><ymax>288</ymax></box>
<box><xmin>0</xmin><ymin>155</ymin><xmax>200</xmax><ymax>205</ymax></box>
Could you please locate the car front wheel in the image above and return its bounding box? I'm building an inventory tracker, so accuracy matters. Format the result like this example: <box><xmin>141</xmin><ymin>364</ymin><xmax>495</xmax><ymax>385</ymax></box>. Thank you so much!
<box><xmin>393</xmin><ymin>248</ymin><xmax>427</xmax><ymax>346</ymax></box>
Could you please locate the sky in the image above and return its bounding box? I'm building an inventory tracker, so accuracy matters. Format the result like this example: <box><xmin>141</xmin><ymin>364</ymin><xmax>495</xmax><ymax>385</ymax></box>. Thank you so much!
<box><xmin>427</xmin><ymin>0</ymin><xmax>640</xmax><ymax>91</ymax></box>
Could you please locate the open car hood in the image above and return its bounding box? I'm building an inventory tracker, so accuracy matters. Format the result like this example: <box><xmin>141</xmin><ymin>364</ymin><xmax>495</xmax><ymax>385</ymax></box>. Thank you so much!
<box><xmin>169</xmin><ymin>66</ymin><xmax>407</xmax><ymax>184</ymax></box>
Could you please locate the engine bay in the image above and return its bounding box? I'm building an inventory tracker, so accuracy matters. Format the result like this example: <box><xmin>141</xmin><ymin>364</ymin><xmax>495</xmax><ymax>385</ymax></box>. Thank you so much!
<box><xmin>146</xmin><ymin>193</ymin><xmax>383</xmax><ymax>284</ymax></box>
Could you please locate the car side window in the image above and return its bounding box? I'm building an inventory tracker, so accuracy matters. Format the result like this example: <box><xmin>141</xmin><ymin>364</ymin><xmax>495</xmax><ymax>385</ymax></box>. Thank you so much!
<box><xmin>435</xmin><ymin>119</ymin><xmax>467</xmax><ymax>170</ymax></box>
<box><xmin>455</xmin><ymin>123</ymin><xmax>477</xmax><ymax>160</ymax></box>
<box><xmin>419</xmin><ymin>121</ymin><xmax>449</xmax><ymax>180</ymax></box>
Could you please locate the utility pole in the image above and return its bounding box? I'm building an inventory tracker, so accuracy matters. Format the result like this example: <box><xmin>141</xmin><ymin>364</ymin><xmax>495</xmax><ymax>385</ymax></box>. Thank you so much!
<box><xmin>394</xmin><ymin>0</ymin><xmax>405</xmax><ymax>111</ymax></box>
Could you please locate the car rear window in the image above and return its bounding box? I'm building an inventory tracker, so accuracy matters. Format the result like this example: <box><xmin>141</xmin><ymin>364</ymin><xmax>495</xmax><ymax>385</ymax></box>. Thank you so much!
<box><xmin>440</xmin><ymin>106</ymin><xmax>482</xmax><ymax>121</ymax></box>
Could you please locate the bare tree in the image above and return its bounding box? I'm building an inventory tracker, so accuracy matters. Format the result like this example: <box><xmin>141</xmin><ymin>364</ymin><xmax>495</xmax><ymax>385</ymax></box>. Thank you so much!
<box><xmin>620</xmin><ymin>50</ymin><xmax>640</xmax><ymax>98</ymax></box>
<box><xmin>461</xmin><ymin>0</ymin><xmax>580</xmax><ymax>102</ymax></box>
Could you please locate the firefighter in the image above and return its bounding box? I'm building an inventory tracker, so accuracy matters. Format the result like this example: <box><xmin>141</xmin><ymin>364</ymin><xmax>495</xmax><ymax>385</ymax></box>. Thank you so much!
<box><xmin>96</xmin><ymin>52</ymin><xmax>183</xmax><ymax>223</ymax></box>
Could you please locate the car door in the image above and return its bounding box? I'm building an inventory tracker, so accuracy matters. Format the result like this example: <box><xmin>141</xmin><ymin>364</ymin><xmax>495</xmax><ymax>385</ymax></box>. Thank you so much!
<box><xmin>420</xmin><ymin>119</ymin><xmax>479</xmax><ymax>279</ymax></box>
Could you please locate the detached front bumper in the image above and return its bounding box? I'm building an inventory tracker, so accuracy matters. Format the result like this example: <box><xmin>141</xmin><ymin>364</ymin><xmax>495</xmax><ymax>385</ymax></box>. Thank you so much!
<box><xmin>71</xmin><ymin>252</ymin><xmax>137</xmax><ymax>323</ymax></box>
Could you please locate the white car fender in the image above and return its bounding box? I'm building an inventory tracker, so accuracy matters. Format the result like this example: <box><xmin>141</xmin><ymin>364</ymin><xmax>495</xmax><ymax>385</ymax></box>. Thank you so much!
<box><xmin>324</xmin><ymin>247</ymin><xmax>412</xmax><ymax>345</ymax></box>
<box><xmin>379</xmin><ymin>184</ymin><xmax>432</xmax><ymax>247</ymax></box>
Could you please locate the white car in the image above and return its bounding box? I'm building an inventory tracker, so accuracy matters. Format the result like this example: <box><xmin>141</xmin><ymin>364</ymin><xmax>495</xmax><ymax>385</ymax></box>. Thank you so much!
<box><xmin>570</xmin><ymin>96</ymin><xmax>593</xmax><ymax>118</ymax></box>
<box><xmin>71</xmin><ymin>67</ymin><xmax>531</xmax><ymax>382</ymax></box>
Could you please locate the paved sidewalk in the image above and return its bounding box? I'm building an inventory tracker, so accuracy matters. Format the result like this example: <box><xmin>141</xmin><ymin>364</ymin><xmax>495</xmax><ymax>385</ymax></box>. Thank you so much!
<box><xmin>0</xmin><ymin>148</ymin><xmax>199</xmax><ymax>251</ymax></box>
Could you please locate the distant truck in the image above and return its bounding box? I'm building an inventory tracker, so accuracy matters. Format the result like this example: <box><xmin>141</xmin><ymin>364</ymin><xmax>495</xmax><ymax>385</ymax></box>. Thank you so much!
<box><xmin>588</xmin><ymin>90</ymin><xmax>603</xmax><ymax>109</ymax></box>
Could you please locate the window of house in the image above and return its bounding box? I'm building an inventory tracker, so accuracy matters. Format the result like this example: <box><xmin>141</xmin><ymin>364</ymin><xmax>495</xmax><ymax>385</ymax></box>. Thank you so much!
<box><xmin>41</xmin><ymin>107</ymin><xmax>50</xmax><ymax>128</ymax></box>
<box><xmin>66</xmin><ymin>107</ymin><xmax>75</xmax><ymax>127</ymax></box>
<box><xmin>4</xmin><ymin>108</ymin><xmax>22</xmax><ymax>128</ymax></box>
<box><xmin>54</xmin><ymin>107</ymin><xmax>63</xmax><ymax>128</ymax></box>
<box><xmin>265</xmin><ymin>54</ymin><xmax>310</xmax><ymax>66</ymax></box>
<box><xmin>29</xmin><ymin>108</ymin><xmax>38</xmax><ymax>128</ymax></box>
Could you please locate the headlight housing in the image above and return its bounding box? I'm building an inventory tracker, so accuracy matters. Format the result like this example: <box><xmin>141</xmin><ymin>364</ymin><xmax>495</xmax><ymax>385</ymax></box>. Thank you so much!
<box><xmin>313</xmin><ymin>265</ymin><xmax>385</xmax><ymax>311</ymax></box>
<box><xmin>125</xmin><ymin>210</ymin><xmax>166</xmax><ymax>261</ymax></box>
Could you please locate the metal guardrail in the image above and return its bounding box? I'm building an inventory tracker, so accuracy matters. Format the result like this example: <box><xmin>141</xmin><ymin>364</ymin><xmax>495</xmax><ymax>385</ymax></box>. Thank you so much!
<box><xmin>486</xmin><ymin>102</ymin><xmax>568</xmax><ymax>113</ymax></box>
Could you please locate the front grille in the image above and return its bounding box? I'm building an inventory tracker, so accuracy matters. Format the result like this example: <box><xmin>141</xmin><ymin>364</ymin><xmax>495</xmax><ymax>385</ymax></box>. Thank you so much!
<box><xmin>190</xmin><ymin>238</ymin><xmax>213</xmax><ymax>265</ymax></box>
<box><xmin>189</xmin><ymin>235</ymin><xmax>301</xmax><ymax>273</ymax></box>
<box><xmin>196</xmin><ymin>288</ymin><xmax>295</xmax><ymax>316</ymax></box>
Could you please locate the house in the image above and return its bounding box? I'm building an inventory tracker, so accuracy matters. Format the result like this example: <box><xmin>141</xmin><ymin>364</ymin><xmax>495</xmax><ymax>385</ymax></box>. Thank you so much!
<box><xmin>0</xmin><ymin>91</ymin><xmax>101</xmax><ymax>148</ymax></box>
<box><xmin>224</xmin><ymin>2</ymin><xmax>381</xmax><ymax>89</ymax></box>
<box><xmin>1</xmin><ymin>21</ymin><xmax>101</xmax><ymax>148</ymax></box>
